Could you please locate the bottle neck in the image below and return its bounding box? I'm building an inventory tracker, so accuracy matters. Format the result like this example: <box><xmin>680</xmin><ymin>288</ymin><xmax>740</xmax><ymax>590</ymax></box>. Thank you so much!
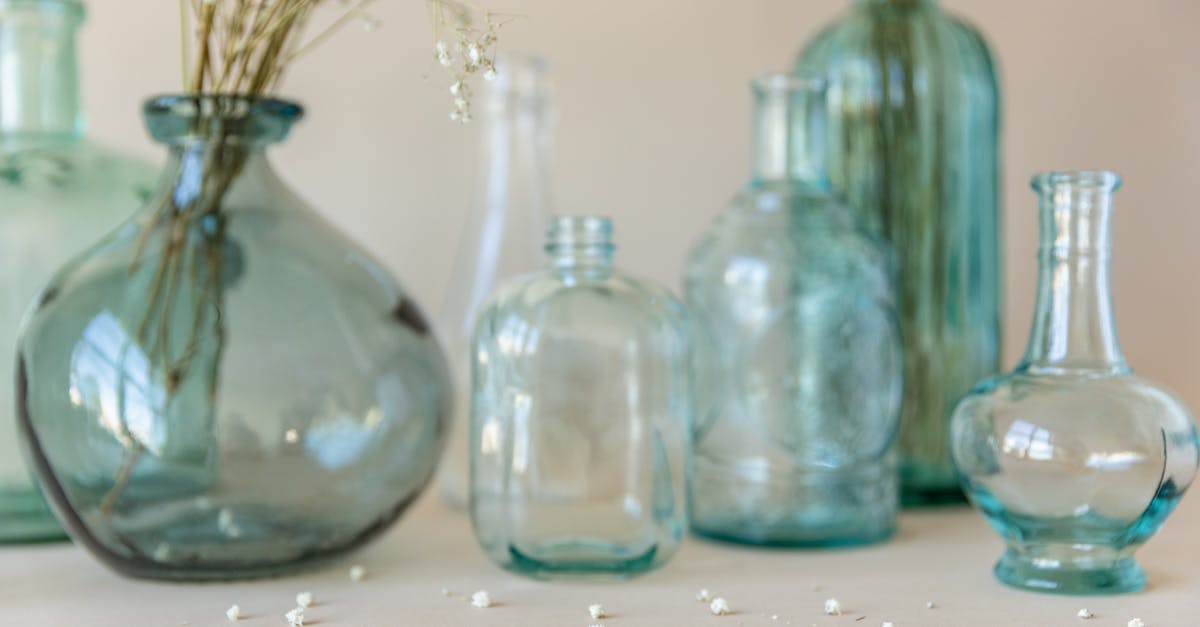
<box><xmin>750</xmin><ymin>75</ymin><xmax>829</xmax><ymax>191</ymax></box>
<box><xmin>545</xmin><ymin>216</ymin><xmax>614</xmax><ymax>280</ymax></box>
<box><xmin>0</xmin><ymin>1</ymin><xmax>84</xmax><ymax>148</ymax></box>
<box><xmin>1021</xmin><ymin>173</ymin><xmax>1126</xmax><ymax>375</ymax></box>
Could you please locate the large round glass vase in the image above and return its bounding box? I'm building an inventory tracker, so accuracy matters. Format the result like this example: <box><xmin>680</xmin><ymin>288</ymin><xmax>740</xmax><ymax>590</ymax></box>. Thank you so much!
<box><xmin>950</xmin><ymin>172</ymin><xmax>1199</xmax><ymax>594</ymax></box>
<box><xmin>0</xmin><ymin>0</ymin><xmax>156</xmax><ymax>542</ymax></box>
<box><xmin>16</xmin><ymin>95</ymin><xmax>450</xmax><ymax>581</ymax></box>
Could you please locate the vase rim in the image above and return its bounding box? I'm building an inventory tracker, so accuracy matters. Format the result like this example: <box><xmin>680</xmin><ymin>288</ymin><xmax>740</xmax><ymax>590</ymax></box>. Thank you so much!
<box><xmin>1031</xmin><ymin>170</ymin><xmax>1122</xmax><ymax>194</ymax></box>
<box><xmin>143</xmin><ymin>94</ymin><xmax>304</xmax><ymax>146</ymax></box>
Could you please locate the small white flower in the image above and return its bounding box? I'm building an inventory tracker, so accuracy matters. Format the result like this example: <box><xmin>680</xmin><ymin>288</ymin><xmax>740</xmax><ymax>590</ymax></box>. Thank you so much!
<box><xmin>696</xmin><ymin>588</ymin><xmax>712</xmax><ymax>602</ymax></box>
<box><xmin>709</xmin><ymin>597</ymin><xmax>730</xmax><ymax>616</ymax></box>
<box><xmin>285</xmin><ymin>607</ymin><xmax>304</xmax><ymax>626</ymax></box>
<box><xmin>471</xmin><ymin>590</ymin><xmax>492</xmax><ymax>608</ymax></box>
<box><xmin>225</xmin><ymin>605</ymin><xmax>240</xmax><ymax>622</ymax></box>
<box><xmin>882</xmin><ymin>623</ymin><xmax>895</xmax><ymax>627</ymax></box>
<box><xmin>450</xmin><ymin>81</ymin><xmax>465</xmax><ymax>95</ymax></box>
<box><xmin>436</xmin><ymin>40</ymin><xmax>449</xmax><ymax>55</ymax></box>
<box><xmin>588</xmin><ymin>604</ymin><xmax>607</xmax><ymax>619</ymax></box>
<box><xmin>296</xmin><ymin>592</ymin><xmax>313</xmax><ymax>608</ymax></box>
<box><xmin>1127</xmin><ymin>620</ymin><xmax>1145</xmax><ymax>627</ymax></box>
<box><xmin>770</xmin><ymin>615</ymin><xmax>779</xmax><ymax>621</ymax></box>
<box><xmin>437</xmin><ymin>52</ymin><xmax>452</xmax><ymax>67</ymax></box>
<box><xmin>1077</xmin><ymin>608</ymin><xmax>1094</xmax><ymax>619</ymax></box>
<box><xmin>467</xmin><ymin>44</ymin><xmax>481</xmax><ymax>64</ymax></box>
<box><xmin>441</xmin><ymin>587</ymin><xmax>452</xmax><ymax>597</ymax></box>
<box><xmin>153</xmin><ymin>542</ymin><xmax>171</xmax><ymax>561</ymax></box>
<box><xmin>362</xmin><ymin>16</ymin><xmax>381</xmax><ymax>32</ymax></box>
<box><xmin>349</xmin><ymin>565</ymin><xmax>366</xmax><ymax>581</ymax></box>
<box><xmin>454</xmin><ymin>97</ymin><xmax>468</xmax><ymax>110</ymax></box>
<box><xmin>925</xmin><ymin>600</ymin><xmax>936</xmax><ymax>609</ymax></box>
<box><xmin>824</xmin><ymin>598</ymin><xmax>842</xmax><ymax>616</ymax></box>
<box><xmin>458</xmin><ymin>111</ymin><xmax>472</xmax><ymax>124</ymax></box>
<box><xmin>483</xmin><ymin>66</ymin><xmax>498</xmax><ymax>81</ymax></box>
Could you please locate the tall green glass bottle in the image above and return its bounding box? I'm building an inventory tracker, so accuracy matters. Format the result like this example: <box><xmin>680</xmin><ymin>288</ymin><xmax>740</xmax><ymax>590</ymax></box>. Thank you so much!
<box><xmin>795</xmin><ymin>0</ymin><xmax>1001</xmax><ymax>505</ymax></box>
<box><xmin>0</xmin><ymin>0</ymin><xmax>155</xmax><ymax>541</ymax></box>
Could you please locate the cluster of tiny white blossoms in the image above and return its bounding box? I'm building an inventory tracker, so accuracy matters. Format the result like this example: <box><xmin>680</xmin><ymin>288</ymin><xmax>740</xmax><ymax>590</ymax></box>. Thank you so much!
<box><xmin>429</xmin><ymin>1</ymin><xmax>513</xmax><ymax>123</ymax></box>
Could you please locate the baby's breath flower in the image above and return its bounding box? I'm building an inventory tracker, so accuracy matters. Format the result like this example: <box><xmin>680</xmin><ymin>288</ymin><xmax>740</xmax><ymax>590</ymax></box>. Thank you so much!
<box><xmin>428</xmin><ymin>0</ymin><xmax>514</xmax><ymax>123</ymax></box>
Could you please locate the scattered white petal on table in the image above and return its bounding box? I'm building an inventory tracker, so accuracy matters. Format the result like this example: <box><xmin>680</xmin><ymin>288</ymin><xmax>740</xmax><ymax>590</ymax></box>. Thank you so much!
<box><xmin>1128</xmin><ymin>620</ymin><xmax>1145</xmax><ymax>627</ymax></box>
<box><xmin>471</xmin><ymin>590</ymin><xmax>493</xmax><ymax>608</ymax></box>
<box><xmin>926</xmin><ymin>600</ymin><xmax>936</xmax><ymax>609</ymax></box>
<box><xmin>588</xmin><ymin>604</ymin><xmax>607</xmax><ymax>619</ymax></box>
<box><xmin>824</xmin><ymin>598</ymin><xmax>842</xmax><ymax>616</ymax></box>
<box><xmin>710</xmin><ymin>597</ymin><xmax>731</xmax><ymax>616</ymax></box>
<box><xmin>285</xmin><ymin>607</ymin><xmax>304</xmax><ymax>626</ymax></box>
<box><xmin>1078</xmin><ymin>608</ymin><xmax>1094</xmax><ymax>619</ymax></box>
<box><xmin>771</xmin><ymin>614</ymin><xmax>780</xmax><ymax>620</ymax></box>
<box><xmin>441</xmin><ymin>587</ymin><xmax>452</xmax><ymax>597</ymax></box>
<box><xmin>696</xmin><ymin>588</ymin><xmax>712</xmax><ymax>602</ymax></box>
<box><xmin>882</xmin><ymin>622</ymin><xmax>895</xmax><ymax>627</ymax></box>
<box><xmin>349</xmin><ymin>565</ymin><xmax>366</xmax><ymax>581</ymax></box>
<box><xmin>295</xmin><ymin>592</ymin><xmax>313</xmax><ymax>608</ymax></box>
<box><xmin>225</xmin><ymin>605</ymin><xmax>240</xmax><ymax>622</ymax></box>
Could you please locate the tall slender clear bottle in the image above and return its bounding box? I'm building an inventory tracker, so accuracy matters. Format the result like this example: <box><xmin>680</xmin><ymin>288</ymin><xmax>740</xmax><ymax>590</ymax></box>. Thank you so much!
<box><xmin>439</xmin><ymin>55</ymin><xmax>554</xmax><ymax>509</ymax></box>
<box><xmin>0</xmin><ymin>0</ymin><xmax>155</xmax><ymax>542</ymax></box>
<box><xmin>795</xmin><ymin>0</ymin><xmax>1002</xmax><ymax>505</ymax></box>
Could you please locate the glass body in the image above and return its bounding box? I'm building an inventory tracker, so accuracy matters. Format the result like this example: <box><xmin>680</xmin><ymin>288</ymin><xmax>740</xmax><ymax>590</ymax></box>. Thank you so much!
<box><xmin>685</xmin><ymin>75</ymin><xmax>902</xmax><ymax>546</ymax></box>
<box><xmin>17</xmin><ymin>95</ymin><xmax>450</xmax><ymax>580</ymax></box>
<box><xmin>796</xmin><ymin>0</ymin><xmax>1002</xmax><ymax>505</ymax></box>
<box><xmin>0</xmin><ymin>0</ymin><xmax>155</xmax><ymax>542</ymax></box>
<box><xmin>440</xmin><ymin>55</ymin><xmax>553</xmax><ymax>509</ymax></box>
<box><xmin>470</xmin><ymin>217</ymin><xmax>690</xmax><ymax>579</ymax></box>
<box><xmin>951</xmin><ymin>172</ymin><xmax>1199</xmax><ymax>594</ymax></box>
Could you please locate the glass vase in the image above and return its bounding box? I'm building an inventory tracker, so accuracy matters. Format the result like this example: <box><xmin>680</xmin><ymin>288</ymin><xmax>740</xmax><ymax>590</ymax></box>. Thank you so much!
<box><xmin>16</xmin><ymin>95</ymin><xmax>451</xmax><ymax>581</ymax></box>
<box><xmin>950</xmin><ymin>171</ymin><xmax>1199</xmax><ymax>594</ymax></box>
<box><xmin>685</xmin><ymin>75</ymin><xmax>902</xmax><ymax>546</ymax></box>
<box><xmin>795</xmin><ymin>0</ymin><xmax>1002</xmax><ymax>505</ymax></box>
<box><xmin>439</xmin><ymin>55</ymin><xmax>553</xmax><ymax>510</ymax></box>
<box><xmin>0</xmin><ymin>0</ymin><xmax>156</xmax><ymax>543</ymax></box>
<box><xmin>470</xmin><ymin>216</ymin><xmax>690</xmax><ymax>579</ymax></box>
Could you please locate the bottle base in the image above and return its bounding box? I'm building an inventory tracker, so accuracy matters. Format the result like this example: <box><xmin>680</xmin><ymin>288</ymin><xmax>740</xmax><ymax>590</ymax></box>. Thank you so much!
<box><xmin>0</xmin><ymin>487</ymin><xmax>68</xmax><ymax>543</ymax></box>
<box><xmin>691</xmin><ymin>520</ymin><xmax>893</xmax><ymax>548</ymax></box>
<box><xmin>994</xmin><ymin>549</ymin><xmax>1145</xmax><ymax>595</ymax></box>
<box><xmin>499</xmin><ymin>540</ymin><xmax>662</xmax><ymax>580</ymax></box>
<box><xmin>900</xmin><ymin>484</ymin><xmax>967</xmax><ymax>507</ymax></box>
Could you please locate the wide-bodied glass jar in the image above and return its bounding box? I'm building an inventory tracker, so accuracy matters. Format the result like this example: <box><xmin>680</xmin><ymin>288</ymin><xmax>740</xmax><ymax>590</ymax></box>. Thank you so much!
<box><xmin>685</xmin><ymin>75</ymin><xmax>902</xmax><ymax>546</ymax></box>
<box><xmin>796</xmin><ymin>0</ymin><xmax>1002</xmax><ymax>505</ymax></box>
<box><xmin>951</xmin><ymin>171</ymin><xmax>1199</xmax><ymax>594</ymax></box>
<box><xmin>17</xmin><ymin>95</ymin><xmax>450</xmax><ymax>580</ymax></box>
<box><xmin>470</xmin><ymin>216</ymin><xmax>690</xmax><ymax>579</ymax></box>
<box><xmin>0</xmin><ymin>0</ymin><xmax>156</xmax><ymax>542</ymax></box>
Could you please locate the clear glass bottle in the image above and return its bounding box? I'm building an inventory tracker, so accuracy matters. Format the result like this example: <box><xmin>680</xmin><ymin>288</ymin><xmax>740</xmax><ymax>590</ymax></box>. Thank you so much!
<box><xmin>0</xmin><ymin>0</ymin><xmax>156</xmax><ymax>543</ymax></box>
<box><xmin>950</xmin><ymin>171</ymin><xmax>1199</xmax><ymax>594</ymax></box>
<box><xmin>795</xmin><ymin>0</ymin><xmax>1002</xmax><ymax>505</ymax></box>
<box><xmin>685</xmin><ymin>75</ymin><xmax>902</xmax><ymax>546</ymax></box>
<box><xmin>439</xmin><ymin>55</ymin><xmax>553</xmax><ymax>509</ymax></box>
<box><xmin>470</xmin><ymin>216</ymin><xmax>690</xmax><ymax>579</ymax></box>
<box><xmin>17</xmin><ymin>95</ymin><xmax>450</xmax><ymax>580</ymax></box>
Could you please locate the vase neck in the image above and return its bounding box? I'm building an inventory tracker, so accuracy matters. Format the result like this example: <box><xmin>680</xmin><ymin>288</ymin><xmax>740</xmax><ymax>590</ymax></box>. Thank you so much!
<box><xmin>545</xmin><ymin>216</ymin><xmax>614</xmax><ymax>280</ymax></box>
<box><xmin>1020</xmin><ymin>171</ymin><xmax>1127</xmax><ymax>375</ymax></box>
<box><xmin>750</xmin><ymin>75</ymin><xmax>829</xmax><ymax>193</ymax></box>
<box><xmin>0</xmin><ymin>1</ymin><xmax>85</xmax><ymax>148</ymax></box>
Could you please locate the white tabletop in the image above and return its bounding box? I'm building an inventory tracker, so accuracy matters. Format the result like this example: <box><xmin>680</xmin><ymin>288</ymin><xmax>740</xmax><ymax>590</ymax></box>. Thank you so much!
<box><xmin>5</xmin><ymin>490</ymin><xmax>1197</xmax><ymax>626</ymax></box>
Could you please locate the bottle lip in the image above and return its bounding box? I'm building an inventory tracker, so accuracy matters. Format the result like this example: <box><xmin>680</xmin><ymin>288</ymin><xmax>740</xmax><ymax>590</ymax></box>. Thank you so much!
<box><xmin>143</xmin><ymin>94</ymin><xmax>305</xmax><ymax>146</ymax></box>
<box><xmin>0</xmin><ymin>0</ymin><xmax>83</xmax><ymax>18</ymax></box>
<box><xmin>1031</xmin><ymin>170</ymin><xmax>1122</xmax><ymax>194</ymax></box>
<box><xmin>751</xmin><ymin>73</ymin><xmax>826</xmax><ymax>95</ymax></box>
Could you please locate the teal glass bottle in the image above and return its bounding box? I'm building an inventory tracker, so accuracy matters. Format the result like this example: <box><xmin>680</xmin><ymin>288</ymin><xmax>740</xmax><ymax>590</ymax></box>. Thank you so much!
<box><xmin>951</xmin><ymin>172</ymin><xmax>1199</xmax><ymax>594</ymax></box>
<box><xmin>470</xmin><ymin>217</ymin><xmax>690</xmax><ymax>579</ymax></box>
<box><xmin>795</xmin><ymin>0</ymin><xmax>1002</xmax><ymax>505</ymax></box>
<box><xmin>685</xmin><ymin>75</ymin><xmax>902</xmax><ymax>546</ymax></box>
<box><xmin>16</xmin><ymin>95</ymin><xmax>451</xmax><ymax>580</ymax></box>
<box><xmin>0</xmin><ymin>0</ymin><xmax>155</xmax><ymax>543</ymax></box>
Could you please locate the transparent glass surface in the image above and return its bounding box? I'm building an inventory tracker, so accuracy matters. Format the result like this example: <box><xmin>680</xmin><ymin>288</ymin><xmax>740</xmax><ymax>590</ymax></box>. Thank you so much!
<box><xmin>685</xmin><ymin>76</ymin><xmax>902</xmax><ymax>546</ymax></box>
<box><xmin>0</xmin><ymin>0</ymin><xmax>156</xmax><ymax>543</ymax></box>
<box><xmin>470</xmin><ymin>217</ymin><xmax>690</xmax><ymax>579</ymax></box>
<box><xmin>16</xmin><ymin>96</ymin><xmax>450</xmax><ymax>580</ymax></box>
<box><xmin>439</xmin><ymin>55</ymin><xmax>553</xmax><ymax>510</ymax></box>
<box><xmin>951</xmin><ymin>172</ymin><xmax>1199</xmax><ymax>594</ymax></box>
<box><xmin>796</xmin><ymin>0</ymin><xmax>1002</xmax><ymax>505</ymax></box>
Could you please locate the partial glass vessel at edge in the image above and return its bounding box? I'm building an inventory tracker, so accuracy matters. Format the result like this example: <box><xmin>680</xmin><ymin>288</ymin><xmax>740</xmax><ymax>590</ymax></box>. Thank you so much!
<box><xmin>0</xmin><ymin>0</ymin><xmax>156</xmax><ymax>543</ymax></box>
<box><xmin>17</xmin><ymin>95</ymin><xmax>450</xmax><ymax>580</ymax></box>
<box><xmin>796</xmin><ymin>0</ymin><xmax>1002</xmax><ymax>505</ymax></box>
<box><xmin>685</xmin><ymin>75</ymin><xmax>902</xmax><ymax>546</ymax></box>
<box><xmin>951</xmin><ymin>171</ymin><xmax>1199</xmax><ymax>595</ymax></box>
<box><xmin>470</xmin><ymin>216</ymin><xmax>690</xmax><ymax>579</ymax></box>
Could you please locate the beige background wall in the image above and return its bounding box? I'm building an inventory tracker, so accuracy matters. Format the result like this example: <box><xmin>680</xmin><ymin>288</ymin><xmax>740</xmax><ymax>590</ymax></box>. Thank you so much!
<box><xmin>78</xmin><ymin>1</ymin><xmax>1200</xmax><ymax>406</ymax></box>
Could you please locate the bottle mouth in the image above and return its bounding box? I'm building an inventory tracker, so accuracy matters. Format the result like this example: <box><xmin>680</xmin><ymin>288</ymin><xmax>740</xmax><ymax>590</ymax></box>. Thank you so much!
<box><xmin>1031</xmin><ymin>170</ymin><xmax>1122</xmax><ymax>195</ymax></box>
<box><xmin>546</xmin><ymin>215</ymin><xmax>613</xmax><ymax>250</ymax></box>
<box><xmin>0</xmin><ymin>0</ymin><xmax>83</xmax><ymax>17</ymax></box>
<box><xmin>751</xmin><ymin>73</ymin><xmax>826</xmax><ymax>96</ymax></box>
<box><xmin>143</xmin><ymin>95</ymin><xmax>304</xmax><ymax>146</ymax></box>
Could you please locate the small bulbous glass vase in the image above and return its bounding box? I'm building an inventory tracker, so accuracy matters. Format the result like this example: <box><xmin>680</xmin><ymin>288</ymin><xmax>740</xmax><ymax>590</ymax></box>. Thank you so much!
<box><xmin>950</xmin><ymin>171</ymin><xmax>1199</xmax><ymax>594</ymax></box>
<box><xmin>16</xmin><ymin>95</ymin><xmax>451</xmax><ymax>581</ymax></box>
